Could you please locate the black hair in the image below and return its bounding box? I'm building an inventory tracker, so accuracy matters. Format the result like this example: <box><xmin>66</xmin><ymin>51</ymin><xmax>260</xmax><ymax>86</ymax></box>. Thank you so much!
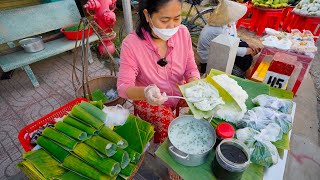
<box><xmin>136</xmin><ymin>0</ymin><xmax>182</xmax><ymax>40</ymax></box>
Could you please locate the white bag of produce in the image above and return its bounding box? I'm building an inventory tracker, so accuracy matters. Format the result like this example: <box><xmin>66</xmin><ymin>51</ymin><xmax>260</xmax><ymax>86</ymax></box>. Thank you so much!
<box><xmin>252</xmin><ymin>94</ymin><xmax>293</xmax><ymax>114</ymax></box>
<box><xmin>250</xmin><ymin>139</ymin><xmax>279</xmax><ymax>168</ymax></box>
<box><xmin>102</xmin><ymin>105</ymin><xmax>130</xmax><ymax>127</ymax></box>
<box><xmin>256</xmin><ymin>123</ymin><xmax>282</xmax><ymax>142</ymax></box>
<box><xmin>237</xmin><ymin>106</ymin><xmax>292</xmax><ymax>133</ymax></box>
<box><xmin>236</xmin><ymin>126</ymin><xmax>280</xmax><ymax>167</ymax></box>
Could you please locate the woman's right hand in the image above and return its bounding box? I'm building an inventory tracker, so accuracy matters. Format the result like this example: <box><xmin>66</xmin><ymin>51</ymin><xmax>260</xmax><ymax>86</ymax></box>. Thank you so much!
<box><xmin>144</xmin><ymin>85</ymin><xmax>168</xmax><ymax>106</ymax></box>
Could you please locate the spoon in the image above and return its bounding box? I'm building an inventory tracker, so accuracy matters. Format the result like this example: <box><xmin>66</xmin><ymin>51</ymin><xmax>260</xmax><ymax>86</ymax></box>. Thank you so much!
<box><xmin>166</xmin><ymin>96</ymin><xmax>209</xmax><ymax>103</ymax></box>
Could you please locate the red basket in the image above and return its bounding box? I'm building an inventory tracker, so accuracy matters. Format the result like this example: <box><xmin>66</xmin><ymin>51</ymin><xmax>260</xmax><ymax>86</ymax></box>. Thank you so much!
<box><xmin>60</xmin><ymin>24</ymin><xmax>94</xmax><ymax>40</ymax></box>
<box><xmin>18</xmin><ymin>98</ymin><xmax>88</xmax><ymax>152</ymax></box>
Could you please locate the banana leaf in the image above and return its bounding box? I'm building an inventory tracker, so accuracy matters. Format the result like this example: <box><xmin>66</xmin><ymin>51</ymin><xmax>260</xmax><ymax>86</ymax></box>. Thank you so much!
<box><xmin>42</xmin><ymin>127</ymin><xmax>78</xmax><ymax>151</ymax></box>
<box><xmin>120</xmin><ymin>163</ymin><xmax>136</xmax><ymax>177</ymax></box>
<box><xmin>55</xmin><ymin>121</ymin><xmax>87</xmax><ymax>141</ymax></box>
<box><xmin>70</xmin><ymin>105</ymin><xmax>104</xmax><ymax>129</ymax></box>
<box><xmin>52</xmin><ymin>171</ymin><xmax>89</xmax><ymax>180</ymax></box>
<box><xmin>91</xmin><ymin>89</ymin><xmax>109</xmax><ymax>103</ymax></box>
<box><xmin>273</xmin><ymin>133</ymin><xmax>290</xmax><ymax>150</ymax></box>
<box><xmin>208</xmin><ymin>69</ymin><xmax>292</xmax><ymax>150</ymax></box>
<box><xmin>84</xmin><ymin>135</ymin><xmax>117</xmax><ymax>157</ymax></box>
<box><xmin>155</xmin><ymin>140</ymin><xmax>264</xmax><ymax>180</ymax></box>
<box><xmin>17</xmin><ymin>161</ymin><xmax>45</xmax><ymax>180</ymax></box>
<box><xmin>63</xmin><ymin>116</ymin><xmax>98</xmax><ymax>135</ymax></box>
<box><xmin>36</xmin><ymin>136</ymin><xmax>69</xmax><ymax>163</ymax></box>
<box><xmin>208</xmin><ymin>69</ymin><xmax>270</xmax><ymax>110</ymax></box>
<box><xmin>114</xmin><ymin>115</ymin><xmax>143</xmax><ymax>153</ymax></box>
<box><xmin>134</xmin><ymin>117</ymin><xmax>155</xmax><ymax>145</ymax></box>
<box><xmin>62</xmin><ymin>155</ymin><xmax>113</xmax><ymax>180</ymax></box>
<box><xmin>178</xmin><ymin>79</ymin><xmax>221</xmax><ymax>119</ymax></box>
<box><xmin>79</xmin><ymin>101</ymin><xmax>107</xmax><ymax>122</ymax></box>
<box><xmin>19</xmin><ymin>149</ymin><xmax>67</xmax><ymax>179</ymax></box>
<box><xmin>124</xmin><ymin>148</ymin><xmax>141</xmax><ymax>164</ymax></box>
<box><xmin>111</xmin><ymin>148</ymin><xmax>130</xmax><ymax>169</ymax></box>
<box><xmin>73</xmin><ymin>143</ymin><xmax>121</xmax><ymax>176</ymax></box>
<box><xmin>99</xmin><ymin>126</ymin><xmax>128</xmax><ymax>149</ymax></box>
<box><xmin>90</xmin><ymin>100</ymin><xmax>104</xmax><ymax>110</ymax></box>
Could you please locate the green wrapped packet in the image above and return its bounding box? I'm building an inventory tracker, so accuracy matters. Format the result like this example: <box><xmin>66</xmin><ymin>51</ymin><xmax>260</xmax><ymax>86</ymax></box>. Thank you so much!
<box><xmin>84</xmin><ymin>135</ymin><xmax>117</xmax><ymax>157</ymax></box>
<box><xmin>55</xmin><ymin>121</ymin><xmax>87</xmax><ymax>140</ymax></box>
<box><xmin>42</xmin><ymin>127</ymin><xmax>78</xmax><ymax>150</ymax></box>
<box><xmin>63</xmin><ymin>116</ymin><xmax>98</xmax><ymax>135</ymax></box>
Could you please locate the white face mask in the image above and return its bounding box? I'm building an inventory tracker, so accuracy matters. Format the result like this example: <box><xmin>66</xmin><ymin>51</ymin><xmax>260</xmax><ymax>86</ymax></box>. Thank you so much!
<box><xmin>149</xmin><ymin>15</ymin><xmax>180</xmax><ymax>41</ymax></box>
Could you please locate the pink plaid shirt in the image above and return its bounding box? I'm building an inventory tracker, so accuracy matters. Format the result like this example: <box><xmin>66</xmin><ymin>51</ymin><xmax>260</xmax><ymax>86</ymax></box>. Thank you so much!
<box><xmin>117</xmin><ymin>25</ymin><xmax>200</xmax><ymax>108</ymax></box>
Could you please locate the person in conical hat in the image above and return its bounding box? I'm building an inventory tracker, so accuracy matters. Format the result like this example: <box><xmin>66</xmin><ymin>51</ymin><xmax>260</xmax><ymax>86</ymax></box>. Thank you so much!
<box><xmin>197</xmin><ymin>0</ymin><xmax>261</xmax><ymax>77</ymax></box>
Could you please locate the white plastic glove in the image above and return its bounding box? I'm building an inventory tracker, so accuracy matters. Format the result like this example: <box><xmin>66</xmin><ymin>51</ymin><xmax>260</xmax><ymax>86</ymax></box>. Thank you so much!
<box><xmin>144</xmin><ymin>85</ymin><xmax>168</xmax><ymax>106</ymax></box>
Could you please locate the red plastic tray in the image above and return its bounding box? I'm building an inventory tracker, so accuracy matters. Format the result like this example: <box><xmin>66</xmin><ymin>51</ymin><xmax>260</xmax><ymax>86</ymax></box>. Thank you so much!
<box><xmin>18</xmin><ymin>98</ymin><xmax>88</xmax><ymax>152</ymax></box>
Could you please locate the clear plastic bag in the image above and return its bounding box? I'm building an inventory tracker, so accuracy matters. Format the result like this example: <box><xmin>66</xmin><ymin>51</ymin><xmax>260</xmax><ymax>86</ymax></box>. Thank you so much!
<box><xmin>237</xmin><ymin>106</ymin><xmax>292</xmax><ymax>134</ymax></box>
<box><xmin>236</xmin><ymin>126</ymin><xmax>280</xmax><ymax>167</ymax></box>
<box><xmin>250</xmin><ymin>139</ymin><xmax>279</xmax><ymax>167</ymax></box>
<box><xmin>236</xmin><ymin>109</ymin><xmax>273</xmax><ymax>130</ymax></box>
<box><xmin>252</xmin><ymin>94</ymin><xmax>293</xmax><ymax>114</ymax></box>
<box><xmin>102</xmin><ymin>105</ymin><xmax>130</xmax><ymax>127</ymax></box>
<box><xmin>256</xmin><ymin>123</ymin><xmax>282</xmax><ymax>142</ymax></box>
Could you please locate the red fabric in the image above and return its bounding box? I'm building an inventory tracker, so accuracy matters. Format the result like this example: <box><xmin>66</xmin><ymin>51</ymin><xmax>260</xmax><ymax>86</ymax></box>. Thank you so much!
<box><xmin>133</xmin><ymin>100</ymin><xmax>176</xmax><ymax>143</ymax></box>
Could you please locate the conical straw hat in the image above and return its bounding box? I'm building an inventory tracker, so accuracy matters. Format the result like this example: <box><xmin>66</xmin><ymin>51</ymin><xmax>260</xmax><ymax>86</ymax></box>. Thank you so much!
<box><xmin>208</xmin><ymin>0</ymin><xmax>247</xmax><ymax>26</ymax></box>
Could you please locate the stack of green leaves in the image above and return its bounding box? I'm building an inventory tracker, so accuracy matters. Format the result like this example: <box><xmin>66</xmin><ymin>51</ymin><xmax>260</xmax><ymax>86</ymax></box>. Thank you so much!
<box><xmin>17</xmin><ymin>149</ymin><xmax>67</xmax><ymax>179</ymax></box>
<box><xmin>114</xmin><ymin>115</ymin><xmax>155</xmax><ymax>154</ymax></box>
<box><xmin>18</xmin><ymin>101</ymin><xmax>152</xmax><ymax>179</ymax></box>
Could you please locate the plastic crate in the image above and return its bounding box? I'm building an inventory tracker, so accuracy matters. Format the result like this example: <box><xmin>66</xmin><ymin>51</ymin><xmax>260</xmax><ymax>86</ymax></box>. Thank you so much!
<box><xmin>18</xmin><ymin>97</ymin><xmax>88</xmax><ymax>152</ymax></box>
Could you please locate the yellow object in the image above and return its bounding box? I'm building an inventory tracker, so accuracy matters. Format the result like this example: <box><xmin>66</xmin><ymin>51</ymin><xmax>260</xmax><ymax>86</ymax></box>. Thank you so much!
<box><xmin>252</xmin><ymin>62</ymin><xmax>271</xmax><ymax>82</ymax></box>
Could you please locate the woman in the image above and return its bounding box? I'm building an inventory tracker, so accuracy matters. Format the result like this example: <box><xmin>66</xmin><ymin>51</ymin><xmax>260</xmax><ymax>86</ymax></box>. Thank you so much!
<box><xmin>117</xmin><ymin>0</ymin><xmax>200</xmax><ymax>144</ymax></box>
<box><xmin>197</xmin><ymin>0</ymin><xmax>261</xmax><ymax>77</ymax></box>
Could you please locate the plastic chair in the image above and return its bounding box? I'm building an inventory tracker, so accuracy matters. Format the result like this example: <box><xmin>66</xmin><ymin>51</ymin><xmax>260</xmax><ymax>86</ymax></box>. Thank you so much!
<box><xmin>287</xmin><ymin>13</ymin><xmax>305</xmax><ymax>32</ymax></box>
<box><xmin>256</xmin><ymin>9</ymin><xmax>285</xmax><ymax>36</ymax></box>
<box><xmin>249</xmin><ymin>7</ymin><xmax>261</xmax><ymax>32</ymax></box>
<box><xmin>281</xmin><ymin>6</ymin><xmax>294</xmax><ymax>32</ymax></box>
<box><xmin>304</xmin><ymin>18</ymin><xmax>320</xmax><ymax>38</ymax></box>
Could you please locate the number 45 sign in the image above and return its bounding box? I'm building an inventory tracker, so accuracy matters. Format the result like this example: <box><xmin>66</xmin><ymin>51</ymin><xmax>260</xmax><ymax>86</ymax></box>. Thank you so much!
<box><xmin>263</xmin><ymin>61</ymin><xmax>295</xmax><ymax>90</ymax></box>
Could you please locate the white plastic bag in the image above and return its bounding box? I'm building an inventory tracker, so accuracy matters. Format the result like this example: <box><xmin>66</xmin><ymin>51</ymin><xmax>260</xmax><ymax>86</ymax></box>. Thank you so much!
<box><xmin>102</xmin><ymin>105</ymin><xmax>130</xmax><ymax>127</ymax></box>
<box><xmin>252</xmin><ymin>94</ymin><xmax>293</xmax><ymax>114</ymax></box>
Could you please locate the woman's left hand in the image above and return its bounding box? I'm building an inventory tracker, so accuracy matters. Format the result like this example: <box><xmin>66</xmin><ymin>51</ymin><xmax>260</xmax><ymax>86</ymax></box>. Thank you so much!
<box><xmin>248</xmin><ymin>44</ymin><xmax>261</xmax><ymax>55</ymax></box>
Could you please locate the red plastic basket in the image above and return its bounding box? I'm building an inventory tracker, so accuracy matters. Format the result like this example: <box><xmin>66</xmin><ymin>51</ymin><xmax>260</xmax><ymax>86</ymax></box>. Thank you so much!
<box><xmin>18</xmin><ymin>98</ymin><xmax>88</xmax><ymax>152</ymax></box>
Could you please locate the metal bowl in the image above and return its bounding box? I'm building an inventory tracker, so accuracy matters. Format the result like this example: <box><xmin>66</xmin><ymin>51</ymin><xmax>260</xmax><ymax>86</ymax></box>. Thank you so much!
<box><xmin>19</xmin><ymin>37</ymin><xmax>45</xmax><ymax>53</ymax></box>
<box><xmin>168</xmin><ymin>115</ymin><xmax>216</xmax><ymax>166</ymax></box>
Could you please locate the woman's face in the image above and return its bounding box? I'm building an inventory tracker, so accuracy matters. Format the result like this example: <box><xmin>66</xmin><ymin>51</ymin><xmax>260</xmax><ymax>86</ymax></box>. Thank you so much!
<box><xmin>144</xmin><ymin>0</ymin><xmax>182</xmax><ymax>29</ymax></box>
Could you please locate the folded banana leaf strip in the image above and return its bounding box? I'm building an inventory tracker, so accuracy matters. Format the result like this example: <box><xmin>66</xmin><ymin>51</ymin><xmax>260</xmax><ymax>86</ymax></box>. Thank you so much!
<box><xmin>63</xmin><ymin>154</ymin><xmax>114</xmax><ymax>180</ymax></box>
<box><xmin>55</xmin><ymin>121</ymin><xmax>87</xmax><ymax>141</ymax></box>
<box><xmin>73</xmin><ymin>143</ymin><xmax>121</xmax><ymax>176</ymax></box>
<box><xmin>63</xmin><ymin>116</ymin><xmax>98</xmax><ymax>135</ymax></box>
<box><xmin>52</xmin><ymin>171</ymin><xmax>89</xmax><ymax>180</ymax></box>
<box><xmin>70</xmin><ymin>105</ymin><xmax>104</xmax><ymax>129</ymax></box>
<box><xmin>84</xmin><ymin>135</ymin><xmax>117</xmax><ymax>157</ymax></box>
<box><xmin>111</xmin><ymin>148</ymin><xmax>130</xmax><ymax>169</ymax></box>
<box><xmin>36</xmin><ymin>136</ymin><xmax>69</xmax><ymax>163</ymax></box>
<box><xmin>115</xmin><ymin>115</ymin><xmax>154</xmax><ymax>154</ymax></box>
<box><xmin>42</xmin><ymin>127</ymin><xmax>77</xmax><ymax>151</ymax></box>
<box><xmin>99</xmin><ymin>126</ymin><xmax>128</xmax><ymax>149</ymax></box>
<box><xmin>18</xmin><ymin>149</ymin><xmax>67</xmax><ymax>179</ymax></box>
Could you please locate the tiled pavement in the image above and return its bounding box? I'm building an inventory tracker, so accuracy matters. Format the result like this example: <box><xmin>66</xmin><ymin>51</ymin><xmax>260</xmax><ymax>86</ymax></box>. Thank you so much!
<box><xmin>0</xmin><ymin>51</ymin><xmax>133</xmax><ymax>180</ymax></box>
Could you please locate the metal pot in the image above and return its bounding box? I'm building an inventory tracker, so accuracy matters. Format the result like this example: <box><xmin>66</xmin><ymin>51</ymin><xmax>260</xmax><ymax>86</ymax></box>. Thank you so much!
<box><xmin>168</xmin><ymin>115</ymin><xmax>216</xmax><ymax>166</ymax></box>
<box><xmin>19</xmin><ymin>37</ymin><xmax>45</xmax><ymax>53</ymax></box>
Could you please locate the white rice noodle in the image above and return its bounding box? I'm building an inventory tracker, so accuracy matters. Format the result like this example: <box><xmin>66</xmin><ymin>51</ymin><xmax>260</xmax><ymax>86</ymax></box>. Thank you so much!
<box><xmin>185</xmin><ymin>81</ymin><xmax>225</xmax><ymax>111</ymax></box>
<box><xmin>212</xmin><ymin>74</ymin><xmax>248</xmax><ymax>122</ymax></box>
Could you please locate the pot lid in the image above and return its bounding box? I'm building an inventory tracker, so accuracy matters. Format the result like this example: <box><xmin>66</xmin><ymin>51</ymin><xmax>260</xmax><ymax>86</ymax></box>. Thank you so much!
<box><xmin>216</xmin><ymin>122</ymin><xmax>235</xmax><ymax>138</ymax></box>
